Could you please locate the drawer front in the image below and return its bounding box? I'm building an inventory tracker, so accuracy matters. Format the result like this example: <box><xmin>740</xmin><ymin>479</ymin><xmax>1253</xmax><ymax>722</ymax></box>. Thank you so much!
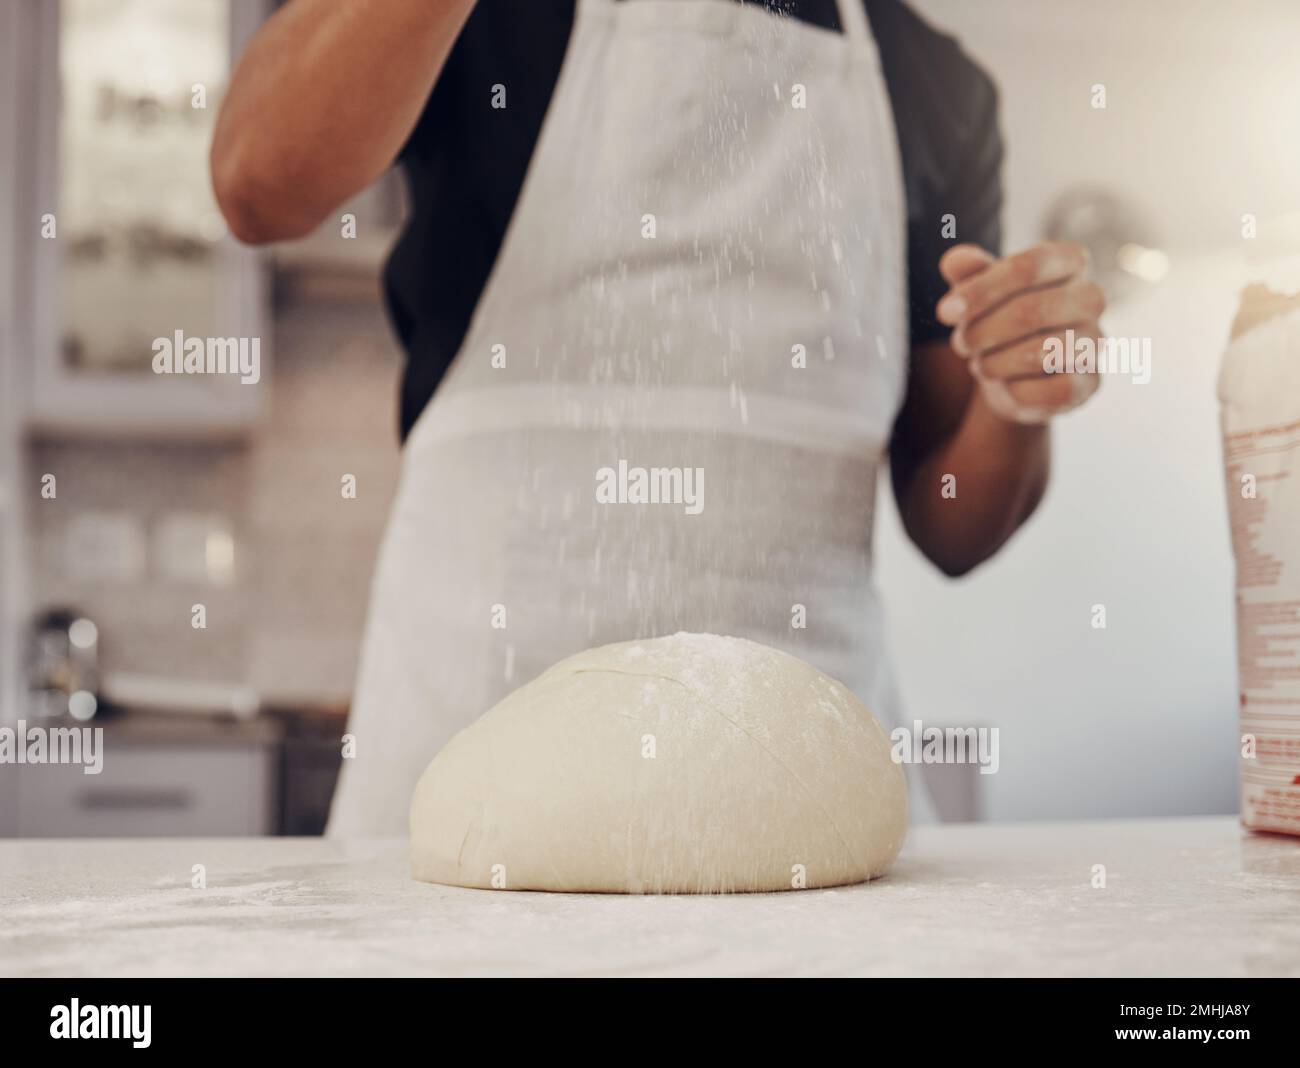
<box><xmin>16</xmin><ymin>745</ymin><xmax>274</xmax><ymax>837</ymax></box>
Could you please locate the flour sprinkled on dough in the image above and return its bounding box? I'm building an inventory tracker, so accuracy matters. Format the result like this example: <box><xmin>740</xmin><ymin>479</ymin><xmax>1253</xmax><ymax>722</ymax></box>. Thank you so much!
<box><xmin>410</xmin><ymin>633</ymin><xmax>907</xmax><ymax>894</ymax></box>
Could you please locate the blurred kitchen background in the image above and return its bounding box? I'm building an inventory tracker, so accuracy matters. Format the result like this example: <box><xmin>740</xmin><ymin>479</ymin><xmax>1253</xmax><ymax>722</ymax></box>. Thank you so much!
<box><xmin>0</xmin><ymin>0</ymin><xmax>1296</xmax><ymax>836</ymax></box>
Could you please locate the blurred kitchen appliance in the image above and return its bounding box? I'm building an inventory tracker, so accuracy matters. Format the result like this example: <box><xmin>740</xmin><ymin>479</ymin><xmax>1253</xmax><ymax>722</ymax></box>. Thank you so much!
<box><xmin>27</xmin><ymin>607</ymin><xmax>101</xmax><ymax>720</ymax></box>
<box><xmin>1042</xmin><ymin>185</ymin><xmax>1167</xmax><ymax>304</ymax></box>
<box><xmin>278</xmin><ymin>712</ymin><xmax>347</xmax><ymax>835</ymax></box>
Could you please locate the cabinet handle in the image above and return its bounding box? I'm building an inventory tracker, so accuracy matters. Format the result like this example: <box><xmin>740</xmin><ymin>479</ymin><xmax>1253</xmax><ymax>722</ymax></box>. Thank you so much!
<box><xmin>77</xmin><ymin>788</ymin><xmax>192</xmax><ymax>810</ymax></box>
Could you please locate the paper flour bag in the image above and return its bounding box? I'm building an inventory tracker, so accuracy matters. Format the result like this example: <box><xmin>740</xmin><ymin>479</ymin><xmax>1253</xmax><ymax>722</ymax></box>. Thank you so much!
<box><xmin>1220</xmin><ymin>282</ymin><xmax>1300</xmax><ymax>836</ymax></box>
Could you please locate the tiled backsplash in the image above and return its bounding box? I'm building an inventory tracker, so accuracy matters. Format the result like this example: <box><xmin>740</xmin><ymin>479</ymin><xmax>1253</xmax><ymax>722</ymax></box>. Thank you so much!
<box><xmin>24</xmin><ymin>288</ymin><xmax>403</xmax><ymax>706</ymax></box>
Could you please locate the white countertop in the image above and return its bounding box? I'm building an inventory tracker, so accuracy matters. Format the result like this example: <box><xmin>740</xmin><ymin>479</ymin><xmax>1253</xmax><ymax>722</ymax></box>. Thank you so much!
<box><xmin>2</xmin><ymin>816</ymin><xmax>1296</xmax><ymax>977</ymax></box>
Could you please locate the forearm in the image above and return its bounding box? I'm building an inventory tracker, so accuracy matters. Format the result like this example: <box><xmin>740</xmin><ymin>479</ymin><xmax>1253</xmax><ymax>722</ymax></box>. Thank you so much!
<box><xmin>896</xmin><ymin>389</ymin><xmax>1050</xmax><ymax>577</ymax></box>
<box><xmin>211</xmin><ymin>0</ymin><xmax>477</xmax><ymax>243</ymax></box>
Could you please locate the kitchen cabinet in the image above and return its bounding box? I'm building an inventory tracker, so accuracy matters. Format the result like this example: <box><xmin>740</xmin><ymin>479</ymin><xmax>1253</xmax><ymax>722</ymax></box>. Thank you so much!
<box><xmin>5</xmin><ymin>711</ymin><xmax>346</xmax><ymax>838</ymax></box>
<box><xmin>12</xmin><ymin>714</ymin><xmax>280</xmax><ymax>838</ymax></box>
<box><xmin>16</xmin><ymin>745</ymin><xmax>275</xmax><ymax>838</ymax></box>
<box><xmin>11</xmin><ymin>0</ymin><xmax>270</xmax><ymax>439</ymax></box>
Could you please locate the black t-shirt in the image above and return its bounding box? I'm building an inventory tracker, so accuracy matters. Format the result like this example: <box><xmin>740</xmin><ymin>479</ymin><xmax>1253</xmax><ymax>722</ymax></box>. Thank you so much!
<box><xmin>384</xmin><ymin>0</ymin><xmax>1003</xmax><ymax>440</ymax></box>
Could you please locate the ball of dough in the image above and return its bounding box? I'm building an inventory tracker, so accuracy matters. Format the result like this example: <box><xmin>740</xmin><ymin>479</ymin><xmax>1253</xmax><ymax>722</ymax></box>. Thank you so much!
<box><xmin>409</xmin><ymin>632</ymin><xmax>906</xmax><ymax>893</ymax></box>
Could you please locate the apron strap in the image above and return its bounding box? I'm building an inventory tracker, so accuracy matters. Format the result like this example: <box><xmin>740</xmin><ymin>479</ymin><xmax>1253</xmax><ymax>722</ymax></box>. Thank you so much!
<box><xmin>834</xmin><ymin>0</ymin><xmax>872</xmax><ymax>44</ymax></box>
<box><xmin>579</xmin><ymin>0</ymin><xmax>873</xmax><ymax>45</ymax></box>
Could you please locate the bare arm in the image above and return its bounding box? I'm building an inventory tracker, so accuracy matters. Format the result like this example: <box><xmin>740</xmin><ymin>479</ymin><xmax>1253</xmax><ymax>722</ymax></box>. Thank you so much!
<box><xmin>890</xmin><ymin>241</ymin><xmax>1103</xmax><ymax>577</ymax></box>
<box><xmin>211</xmin><ymin>0</ymin><xmax>478</xmax><ymax>244</ymax></box>
<box><xmin>890</xmin><ymin>337</ymin><xmax>1049</xmax><ymax>577</ymax></box>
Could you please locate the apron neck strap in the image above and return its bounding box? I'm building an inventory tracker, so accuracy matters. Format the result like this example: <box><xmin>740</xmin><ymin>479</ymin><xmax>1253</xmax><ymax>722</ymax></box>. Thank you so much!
<box><xmin>834</xmin><ymin>0</ymin><xmax>872</xmax><ymax>44</ymax></box>
<box><xmin>576</xmin><ymin>0</ymin><xmax>873</xmax><ymax>46</ymax></box>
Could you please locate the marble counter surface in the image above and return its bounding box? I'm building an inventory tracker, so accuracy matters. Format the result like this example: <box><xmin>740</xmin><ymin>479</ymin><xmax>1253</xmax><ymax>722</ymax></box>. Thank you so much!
<box><xmin>1</xmin><ymin>817</ymin><xmax>1295</xmax><ymax>977</ymax></box>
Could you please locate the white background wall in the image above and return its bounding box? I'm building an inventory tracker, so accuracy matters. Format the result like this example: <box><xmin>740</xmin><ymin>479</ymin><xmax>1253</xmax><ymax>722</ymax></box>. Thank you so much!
<box><xmin>876</xmin><ymin>0</ymin><xmax>1300</xmax><ymax>819</ymax></box>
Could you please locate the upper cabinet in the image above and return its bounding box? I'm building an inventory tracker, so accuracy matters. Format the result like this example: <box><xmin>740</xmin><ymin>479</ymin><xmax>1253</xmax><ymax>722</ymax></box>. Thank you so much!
<box><xmin>15</xmin><ymin>0</ymin><xmax>269</xmax><ymax>438</ymax></box>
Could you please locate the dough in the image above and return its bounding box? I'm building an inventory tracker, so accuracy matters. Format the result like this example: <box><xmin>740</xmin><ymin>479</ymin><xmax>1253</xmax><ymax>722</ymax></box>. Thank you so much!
<box><xmin>409</xmin><ymin>633</ymin><xmax>907</xmax><ymax>893</ymax></box>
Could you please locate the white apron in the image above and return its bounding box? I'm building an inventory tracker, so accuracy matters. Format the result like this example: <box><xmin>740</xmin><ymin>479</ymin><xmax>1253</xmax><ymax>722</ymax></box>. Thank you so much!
<box><xmin>329</xmin><ymin>0</ymin><xmax>928</xmax><ymax>835</ymax></box>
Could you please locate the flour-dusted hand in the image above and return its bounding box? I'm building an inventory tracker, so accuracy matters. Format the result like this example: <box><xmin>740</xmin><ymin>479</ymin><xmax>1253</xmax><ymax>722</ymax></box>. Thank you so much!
<box><xmin>935</xmin><ymin>242</ymin><xmax>1105</xmax><ymax>424</ymax></box>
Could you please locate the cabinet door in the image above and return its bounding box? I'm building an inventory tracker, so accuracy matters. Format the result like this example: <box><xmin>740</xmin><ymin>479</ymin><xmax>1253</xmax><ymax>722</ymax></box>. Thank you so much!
<box><xmin>17</xmin><ymin>744</ymin><xmax>276</xmax><ymax>837</ymax></box>
<box><xmin>22</xmin><ymin>0</ymin><xmax>269</xmax><ymax>439</ymax></box>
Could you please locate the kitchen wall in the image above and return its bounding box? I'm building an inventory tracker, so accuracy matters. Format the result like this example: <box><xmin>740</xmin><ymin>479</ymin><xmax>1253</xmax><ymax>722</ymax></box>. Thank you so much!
<box><xmin>24</xmin><ymin>283</ymin><xmax>403</xmax><ymax>707</ymax></box>
<box><xmin>876</xmin><ymin>254</ymin><xmax>1242</xmax><ymax>821</ymax></box>
<box><xmin>876</xmin><ymin>0</ymin><xmax>1300</xmax><ymax>819</ymax></box>
<box><xmin>912</xmin><ymin>0</ymin><xmax>1300</xmax><ymax>256</ymax></box>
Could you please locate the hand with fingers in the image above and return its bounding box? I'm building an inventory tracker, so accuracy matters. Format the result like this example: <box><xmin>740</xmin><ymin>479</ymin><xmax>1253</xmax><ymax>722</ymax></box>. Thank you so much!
<box><xmin>935</xmin><ymin>242</ymin><xmax>1105</xmax><ymax>424</ymax></box>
